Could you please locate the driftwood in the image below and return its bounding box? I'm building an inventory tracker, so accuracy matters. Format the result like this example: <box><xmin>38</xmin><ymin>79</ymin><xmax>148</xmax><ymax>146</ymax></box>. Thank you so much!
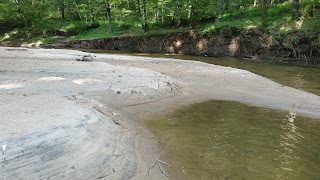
<box><xmin>148</xmin><ymin>152</ymin><xmax>172</xmax><ymax>177</ymax></box>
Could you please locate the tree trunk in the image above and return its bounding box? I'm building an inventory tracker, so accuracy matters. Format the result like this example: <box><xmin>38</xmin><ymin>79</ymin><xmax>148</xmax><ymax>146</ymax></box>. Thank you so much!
<box><xmin>254</xmin><ymin>0</ymin><xmax>259</xmax><ymax>7</ymax></box>
<box><xmin>137</xmin><ymin>0</ymin><xmax>141</xmax><ymax>16</ymax></box>
<box><xmin>172</xmin><ymin>1</ymin><xmax>182</xmax><ymax>27</ymax></box>
<box><xmin>241</xmin><ymin>0</ymin><xmax>246</xmax><ymax>14</ymax></box>
<box><xmin>261</xmin><ymin>0</ymin><xmax>267</xmax><ymax>27</ymax></box>
<box><xmin>88</xmin><ymin>0</ymin><xmax>94</xmax><ymax>23</ymax></box>
<box><xmin>161</xmin><ymin>0</ymin><xmax>164</xmax><ymax>23</ymax></box>
<box><xmin>215</xmin><ymin>0</ymin><xmax>221</xmax><ymax>23</ymax></box>
<box><xmin>61</xmin><ymin>0</ymin><xmax>65</xmax><ymax>19</ymax></box>
<box><xmin>74</xmin><ymin>2</ymin><xmax>83</xmax><ymax>22</ymax></box>
<box><xmin>270</xmin><ymin>0</ymin><xmax>275</xmax><ymax>5</ymax></box>
<box><xmin>37</xmin><ymin>0</ymin><xmax>41</xmax><ymax>18</ymax></box>
<box><xmin>83</xmin><ymin>6</ymin><xmax>88</xmax><ymax>23</ymax></box>
<box><xmin>142</xmin><ymin>0</ymin><xmax>149</xmax><ymax>32</ymax></box>
<box><xmin>15</xmin><ymin>0</ymin><xmax>29</xmax><ymax>28</ymax></box>
<box><xmin>155</xmin><ymin>0</ymin><xmax>159</xmax><ymax>21</ymax></box>
<box><xmin>187</xmin><ymin>0</ymin><xmax>192</xmax><ymax>19</ymax></box>
<box><xmin>105</xmin><ymin>0</ymin><xmax>112</xmax><ymax>33</ymax></box>
<box><xmin>292</xmin><ymin>0</ymin><xmax>300</xmax><ymax>20</ymax></box>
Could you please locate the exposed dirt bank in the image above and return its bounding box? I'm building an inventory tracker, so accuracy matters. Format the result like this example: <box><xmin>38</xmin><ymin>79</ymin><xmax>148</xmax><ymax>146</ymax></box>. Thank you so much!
<box><xmin>38</xmin><ymin>29</ymin><xmax>320</xmax><ymax>63</ymax></box>
<box><xmin>1</xmin><ymin>47</ymin><xmax>320</xmax><ymax>179</ymax></box>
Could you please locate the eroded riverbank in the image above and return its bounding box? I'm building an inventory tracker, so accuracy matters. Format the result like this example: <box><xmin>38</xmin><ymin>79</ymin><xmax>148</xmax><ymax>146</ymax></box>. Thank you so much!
<box><xmin>0</xmin><ymin>47</ymin><xmax>320</xmax><ymax>179</ymax></box>
<box><xmin>38</xmin><ymin>29</ymin><xmax>320</xmax><ymax>63</ymax></box>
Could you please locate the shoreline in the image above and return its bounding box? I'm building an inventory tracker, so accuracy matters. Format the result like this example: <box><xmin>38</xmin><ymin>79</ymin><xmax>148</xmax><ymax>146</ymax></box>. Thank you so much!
<box><xmin>2</xmin><ymin>27</ymin><xmax>320</xmax><ymax>65</ymax></box>
<box><xmin>0</xmin><ymin>47</ymin><xmax>320</xmax><ymax>179</ymax></box>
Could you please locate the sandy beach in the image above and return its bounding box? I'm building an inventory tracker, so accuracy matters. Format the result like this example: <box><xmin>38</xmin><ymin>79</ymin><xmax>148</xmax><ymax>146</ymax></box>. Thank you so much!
<box><xmin>1</xmin><ymin>47</ymin><xmax>319</xmax><ymax>179</ymax></box>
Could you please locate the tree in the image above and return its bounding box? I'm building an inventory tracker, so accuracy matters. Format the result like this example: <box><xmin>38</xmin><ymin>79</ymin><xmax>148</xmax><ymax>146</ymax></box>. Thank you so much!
<box><xmin>254</xmin><ymin>0</ymin><xmax>259</xmax><ymax>7</ymax></box>
<box><xmin>60</xmin><ymin>0</ymin><xmax>65</xmax><ymax>19</ymax></box>
<box><xmin>292</xmin><ymin>0</ymin><xmax>300</xmax><ymax>20</ymax></box>
<box><xmin>172</xmin><ymin>0</ymin><xmax>182</xmax><ymax>27</ymax></box>
<box><xmin>215</xmin><ymin>0</ymin><xmax>221</xmax><ymax>23</ymax></box>
<box><xmin>137</xmin><ymin>0</ymin><xmax>141</xmax><ymax>16</ymax></box>
<box><xmin>2</xmin><ymin>0</ymin><xmax>311</xmax><ymax>40</ymax></box>
<box><xmin>105</xmin><ymin>0</ymin><xmax>112</xmax><ymax>33</ymax></box>
<box><xmin>14</xmin><ymin>0</ymin><xmax>30</xmax><ymax>28</ymax></box>
<box><xmin>142</xmin><ymin>0</ymin><xmax>149</xmax><ymax>32</ymax></box>
<box><xmin>88</xmin><ymin>0</ymin><xmax>94</xmax><ymax>23</ymax></box>
<box><xmin>261</xmin><ymin>0</ymin><xmax>267</xmax><ymax>27</ymax></box>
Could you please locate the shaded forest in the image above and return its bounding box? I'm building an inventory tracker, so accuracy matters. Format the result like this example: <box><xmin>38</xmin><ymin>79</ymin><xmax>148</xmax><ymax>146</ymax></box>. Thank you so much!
<box><xmin>0</xmin><ymin>0</ymin><xmax>319</xmax><ymax>60</ymax></box>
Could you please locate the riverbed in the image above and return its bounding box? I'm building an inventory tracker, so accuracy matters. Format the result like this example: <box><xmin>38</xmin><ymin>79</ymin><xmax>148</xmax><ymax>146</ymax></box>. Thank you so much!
<box><xmin>0</xmin><ymin>47</ymin><xmax>319</xmax><ymax>179</ymax></box>
<box><xmin>82</xmin><ymin>49</ymin><xmax>320</xmax><ymax>96</ymax></box>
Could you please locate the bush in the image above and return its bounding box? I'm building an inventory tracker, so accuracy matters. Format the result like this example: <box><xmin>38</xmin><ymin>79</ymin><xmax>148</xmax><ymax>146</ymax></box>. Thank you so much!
<box><xmin>86</xmin><ymin>21</ymin><xmax>100</xmax><ymax>30</ymax></box>
<box><xmin>283</xmin><ymin>35</ymin><xmax>299</xmax><ymax>57</ymax></box>
<box><xmin>66</xmin><ymin>22</ymin><xmax>87</xmax><ymax>35</ymax></box>
<box><xmin>119</xmin><ymin>22</ymin><xmax>132</xmax><ymax>30</ymax></box>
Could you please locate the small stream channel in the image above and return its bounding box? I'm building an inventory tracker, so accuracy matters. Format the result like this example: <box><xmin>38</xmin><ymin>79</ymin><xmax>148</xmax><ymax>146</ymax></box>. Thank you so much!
<box><xmin>83</xmin><ymin>49</ymin><xmax>320</xmax><ymax>179</ymax></box>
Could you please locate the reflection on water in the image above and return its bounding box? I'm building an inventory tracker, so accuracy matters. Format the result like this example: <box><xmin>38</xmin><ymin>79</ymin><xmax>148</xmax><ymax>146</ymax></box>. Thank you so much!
<box><xmin>146</xmin><ymin>101</ymin><xmax>320</xmax><ymax>180</ymax></box>
<box><xmin>292</xmin><ymin>72</ymin><xmax>305</xmax><ymax>90</ymax></box>
<box><xmin>277</xmin><ymin>112</ymin><xmax>304</xmax><ymax>178</ymax></box>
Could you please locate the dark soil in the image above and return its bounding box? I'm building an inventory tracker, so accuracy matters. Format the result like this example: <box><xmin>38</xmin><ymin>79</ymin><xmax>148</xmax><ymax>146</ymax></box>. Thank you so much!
<box><xmin>17</xmin><ymin>29</ymin><xmax>320</xmax><ymax>63</ymax></box>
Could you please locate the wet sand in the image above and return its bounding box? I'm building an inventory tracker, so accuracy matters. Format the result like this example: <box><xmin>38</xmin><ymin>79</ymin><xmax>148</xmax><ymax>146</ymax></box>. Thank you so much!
<box><xmin>0</xmin><ymin>47</ymin><xmax>319</xmax><ymax>179</ymax></box>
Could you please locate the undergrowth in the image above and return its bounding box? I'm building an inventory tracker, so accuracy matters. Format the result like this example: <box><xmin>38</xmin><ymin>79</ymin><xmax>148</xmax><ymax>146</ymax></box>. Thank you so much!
<box><xmin>0</xmin><ymin>1</ymin><xmax>319</xmax><ymax>46</ymax></box>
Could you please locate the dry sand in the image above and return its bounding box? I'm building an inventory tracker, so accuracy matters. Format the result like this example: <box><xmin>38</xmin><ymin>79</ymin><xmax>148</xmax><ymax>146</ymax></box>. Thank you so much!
<box><xmin>0</xmin><ymin>47</ymin><xmax>319</xmax><ymax>179</ymax></box>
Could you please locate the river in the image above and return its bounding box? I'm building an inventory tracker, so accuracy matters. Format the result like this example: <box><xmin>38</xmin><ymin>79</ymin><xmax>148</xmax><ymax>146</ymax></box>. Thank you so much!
<box><xmin>83</xmin><ymin>49</ymin><xmax>320</xmax><ymax>179</ymax></box>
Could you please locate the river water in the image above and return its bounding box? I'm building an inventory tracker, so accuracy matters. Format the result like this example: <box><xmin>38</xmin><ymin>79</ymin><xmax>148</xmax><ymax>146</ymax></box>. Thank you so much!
<box><xmin>83</xmin><ymin>49</ymin><xmax>320</xmax><ymax>179</ymax></box>
<box><xmin>146</xmin><ymin>101</ymin><xmax>320</xmax><ymax>179</ymax></box>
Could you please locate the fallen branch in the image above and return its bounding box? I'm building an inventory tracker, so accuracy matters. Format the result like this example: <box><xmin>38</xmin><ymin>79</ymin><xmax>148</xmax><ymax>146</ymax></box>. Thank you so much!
<box><xmin>157</xmin><ymin>162</ymin><xmax>172</xmax><ymax>177</ymax></box>
<box><xmin>148</xmin><ymin>152</ymin><xmax>162</xmax><ymax>176</ymax></box>
<box><xmin>157</xmin><ymin>159</ymin><xmax>171</xmax><ymax>166</ymax></box>
<box><xmin>148</xmin><ymin>152</ymin><xmax>172</xmax><ymax>177</ymax></box>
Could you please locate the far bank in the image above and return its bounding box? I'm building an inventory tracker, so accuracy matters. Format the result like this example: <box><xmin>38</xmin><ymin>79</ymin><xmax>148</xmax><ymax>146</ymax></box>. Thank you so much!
<box><xmin>39</xmin><ymin>29</ymin><xmax>320</xmax><ymax>64</ymax></box>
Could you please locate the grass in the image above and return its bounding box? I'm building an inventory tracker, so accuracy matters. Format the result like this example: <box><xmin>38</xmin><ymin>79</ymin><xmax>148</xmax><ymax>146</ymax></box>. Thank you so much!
<box><xmin>68</xmin><ymin>20</ymin><xmax>144</xmax><ymax>40</ymax></box>
<box><xmin>0</xmin><ymin>2</ymin><xmax>319</xmax><ymax>45</ymax></box>
<box><xmin>198</xmin><ymin>2</ymin><xmax>316</xmax><ymax>34</ymax></box>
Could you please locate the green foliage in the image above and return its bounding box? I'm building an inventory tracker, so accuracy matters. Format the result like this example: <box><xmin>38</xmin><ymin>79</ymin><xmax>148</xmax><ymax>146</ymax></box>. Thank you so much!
<box><xmin>86</xmin><ymin>22</ymin><xmax>100</xmax><ymax>30</ymax></box>
<box><xmin>0</xmin><ymin>0</ymin><xmax>319</xmax><ymax>47</ymax></box>
<box><xmin>143</xmin><ymin>27</ymin><xmax>191</xmax><ymax>37</ymax></box>
<box><xmin>311</xmin><ymin>38</ymin><xmax>320</xmax><ymax>50</ymax></box>
<box><xmin>301</xmin><ymin>0</ymin><xmax>320</xmax><ymax>16</ymax></box>
<box><xmin>269</xmin><ymin>34</ymin><xmax>282</xmax><ymax>47</ymax></box>
<box><xmin>0</xmin><ymin>1</ymin><xmax>24</xmax><ymax>28</ymax></box>
<box><xmin>300</xmin><ymin>11</ymin><xmax>320</xmax><ymax>34</ymax></box>
<box><xmin>283</xmin><ymin>35</ymin><xmax>299</xmax><ymax>57</ymax></box>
